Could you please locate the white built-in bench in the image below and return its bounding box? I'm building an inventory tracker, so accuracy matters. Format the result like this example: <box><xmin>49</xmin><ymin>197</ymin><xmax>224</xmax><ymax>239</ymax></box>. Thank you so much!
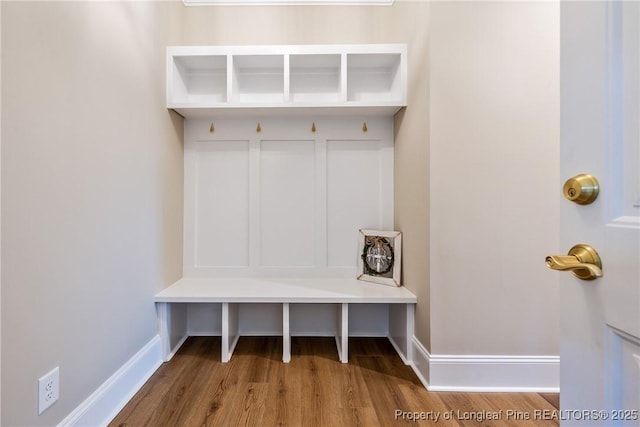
<box><xmin>155</xmin><ymin>278</ymin><xmax>417</xmax><ymax>364</ymax></box>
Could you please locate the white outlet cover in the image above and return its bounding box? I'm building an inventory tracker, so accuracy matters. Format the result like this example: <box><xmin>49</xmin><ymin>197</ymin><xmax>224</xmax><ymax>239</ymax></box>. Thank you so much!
<box><xmin>38</xmin><ymin>367</ymin><xmax>59</xmax><ymax>415</ymax></box>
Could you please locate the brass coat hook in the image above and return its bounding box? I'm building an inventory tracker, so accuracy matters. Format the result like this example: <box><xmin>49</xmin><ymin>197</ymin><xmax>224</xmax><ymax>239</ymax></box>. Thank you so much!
<box><xmin>362</xmin><ymin>122</ymin><xmax>368</xmax><ymax>133</ymax></box>
<box><xmin>256</xmin><ymin>123</ymin><xmax>262</xmax><ymax>133</ymax></box>
<box><xmin>311</xmin><ymin>122</ymin><xmax>317</xmax><ymax>133</ymax></box>
<box><xmin>209</xmin><ymin>122</ymin><xmax>215</xmax><ymax>133</ymax></box>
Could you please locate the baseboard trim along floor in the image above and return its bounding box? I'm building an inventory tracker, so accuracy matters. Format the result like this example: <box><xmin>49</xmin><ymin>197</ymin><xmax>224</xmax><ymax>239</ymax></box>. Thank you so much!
<box><xmin>411</xmin><ymin>336</ymin><xmax>560</xmax><ymax>392</ymax></box>
<box><xmin>59</xmin><ymin>335</ymin><xmax>162</xmax><ymax>427</ymax></box>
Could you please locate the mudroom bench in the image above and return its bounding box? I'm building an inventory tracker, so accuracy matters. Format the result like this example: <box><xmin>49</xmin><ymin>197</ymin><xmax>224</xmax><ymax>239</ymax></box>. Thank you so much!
<box><xmin>155</xmin><ymin>277</ymin><xmax>417</xmax><ymax>364</ymax></box>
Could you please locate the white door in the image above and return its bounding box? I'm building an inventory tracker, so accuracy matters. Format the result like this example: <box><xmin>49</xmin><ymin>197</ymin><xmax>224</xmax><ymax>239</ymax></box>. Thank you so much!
<box><xmin>556</xmin><ymin>1</ymin><xmax>640</xmax><ymax>426</ymax></box>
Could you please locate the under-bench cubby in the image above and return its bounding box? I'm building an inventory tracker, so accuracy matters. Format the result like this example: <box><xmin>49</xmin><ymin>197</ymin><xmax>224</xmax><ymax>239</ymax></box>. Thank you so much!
<box><xmin>158</xmin><ymin>44</ymin><xmax>414</xmax><ymax>365</ymax></box>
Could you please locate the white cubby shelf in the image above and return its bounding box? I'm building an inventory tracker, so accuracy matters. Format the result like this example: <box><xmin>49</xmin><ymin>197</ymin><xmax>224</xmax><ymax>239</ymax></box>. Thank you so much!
<box><xmin>156</xmin><ymin>278</ymin><xmax>416</xmax><ymax>364</ymax></box>
<box><xmin>167</xmin><ymin>44</ymin><xmax>407</xmax><ymax>117</ymax></box>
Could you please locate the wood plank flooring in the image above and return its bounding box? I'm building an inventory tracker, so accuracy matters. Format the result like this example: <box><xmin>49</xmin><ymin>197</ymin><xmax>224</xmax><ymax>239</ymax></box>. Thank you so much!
<box><xmin>110</xmin><ymin>337</ymin><xmax>559</xmax><ymax>427</ymax></box>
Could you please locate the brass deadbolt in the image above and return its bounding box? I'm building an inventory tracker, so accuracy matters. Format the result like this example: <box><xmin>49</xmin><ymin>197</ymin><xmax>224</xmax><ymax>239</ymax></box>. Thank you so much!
<box><xmin>563</xmin><ymin>174</ymin><xmax>599</xmax><ymax>205</ymax></box>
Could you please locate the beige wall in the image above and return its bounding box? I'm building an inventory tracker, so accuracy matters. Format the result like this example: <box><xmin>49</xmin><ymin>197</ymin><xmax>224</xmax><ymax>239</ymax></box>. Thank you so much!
<box><xmin>1</xmin><ymin>2</ymin><xmax>184</xmax><ymax>425</ymax></box>
<box><xmin>392</xmin><ymin>2</ymin><xmax>430</xmax><ymax>348</ymax></box>
<box><xmin>0</xmin><ymin>2</ymin><xmax>3</xmax><ymax>420</ymax></box>
<box><xmin>429</xmin><ymin>1</ymin><xmax>560</xmax><ymax>355</ymax></box>
<box><xmin>183</xmin><ymin>4</ymin><xmax>406</xmax><ymax>45</ymax></box>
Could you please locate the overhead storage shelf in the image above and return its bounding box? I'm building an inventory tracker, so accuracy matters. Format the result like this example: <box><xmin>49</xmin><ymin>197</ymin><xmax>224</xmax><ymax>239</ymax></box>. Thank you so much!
<box><xmin>167</xmin><ymin>44</ymin><xmax>407</xmax><ymax>117</ymax></box>
<box><xmin>232</xmin><ymin>54</ymin><xmax>285</xmax><ymax>104</ymax></box>
<box><xmin>290</xmin><ymin>53</ymin><xmax>342</xmax><ymax>104</ymax></box>
<box><xmin>170</xmin><ymin>55</ymin><xmax>228</xmax><ymax>104</ymax></box>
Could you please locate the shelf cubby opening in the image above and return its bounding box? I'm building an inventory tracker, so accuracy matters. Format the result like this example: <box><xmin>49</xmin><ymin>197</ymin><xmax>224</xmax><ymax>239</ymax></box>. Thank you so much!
<box><xmin>347</xmin><ymin>53</ymin><xmax>402</xmax><ymax>103</ymax></box>
<box><xmin>171</xmin><ymin>55</ymin><xmax>228</xmax><ymax>104</ymax></box>
<box><xmin>289</xmin><ymin>54</ymin><xmax>342</xmax><ymax>103</ymax></box>
<box><xmin>232</xmin><ymin>55</ymin><xmax>285</xmax><ymax>104</ymax></box>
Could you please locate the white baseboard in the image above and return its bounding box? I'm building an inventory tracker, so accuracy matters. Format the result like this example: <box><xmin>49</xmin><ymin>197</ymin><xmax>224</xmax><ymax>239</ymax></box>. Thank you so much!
<box><xmin>410</xmin><ymin>336</ymin><xmax>559</xmax><ymax>392</ymax></box>
<box><xmin>59</xmin><ymin>335</ymin><xmax>163</xmax><ymax>427</ymax></box>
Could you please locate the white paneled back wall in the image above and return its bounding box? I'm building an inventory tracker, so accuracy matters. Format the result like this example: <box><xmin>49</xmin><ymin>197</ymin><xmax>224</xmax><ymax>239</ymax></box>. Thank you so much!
<box><xmin>184</xmin><ymin>117</ymin><xmax>394</xmax><ymax>278</ymax></box>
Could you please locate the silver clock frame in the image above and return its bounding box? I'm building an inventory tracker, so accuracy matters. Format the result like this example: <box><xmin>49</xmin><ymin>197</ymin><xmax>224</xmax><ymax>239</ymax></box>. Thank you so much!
<box><xmin>356</xmin><ymin>229</ymin><xmax>402</xmax><ymax>287</ymax></box>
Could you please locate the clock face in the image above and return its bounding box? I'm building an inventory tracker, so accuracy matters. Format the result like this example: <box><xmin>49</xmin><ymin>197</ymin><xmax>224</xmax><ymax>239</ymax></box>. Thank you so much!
<box><xmin>363</xmin><ymin>236</ymin><xmax>394</xmax><ymax>275</ymax></box>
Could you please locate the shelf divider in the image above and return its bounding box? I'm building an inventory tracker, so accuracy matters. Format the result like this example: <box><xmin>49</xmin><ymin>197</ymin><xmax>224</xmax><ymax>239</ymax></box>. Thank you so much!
<box><xmin>283</xmin><ymin>302</ymin><xmax>291</xmax><ymax>363</ymax></box>
<box><xmin>284</xmin><ymin>54</ymin><xmax>291</xmax><ymax>103</ymax></box>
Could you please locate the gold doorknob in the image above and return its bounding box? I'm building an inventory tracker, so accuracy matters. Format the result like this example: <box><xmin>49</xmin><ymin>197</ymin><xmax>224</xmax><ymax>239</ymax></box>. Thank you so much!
<box><xmin>563</xmin><ymin>174</ymin><xmax>599</xmax><ymax>205</ymax></box>
<box><xmin>545</xmin><ymin>244</ymin><xmax>603</xmax><ymax>280</ymax></box>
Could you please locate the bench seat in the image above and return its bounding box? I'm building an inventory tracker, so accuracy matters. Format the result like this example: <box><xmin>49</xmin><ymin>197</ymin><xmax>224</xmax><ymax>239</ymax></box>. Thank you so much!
<box><xmin>155</xmin><ymin>277</ymin><xmax>417</xmax><ymax>364</ymax></box>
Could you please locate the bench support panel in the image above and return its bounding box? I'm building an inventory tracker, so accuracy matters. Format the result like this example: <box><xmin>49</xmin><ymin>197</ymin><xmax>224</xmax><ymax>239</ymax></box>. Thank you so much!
<box><xmin>283</xmin><ymin>303</ymin><xmax>291</xmax><ymax>363</ymax></box>
<box><xmin>222</xmin><ymin>303</ymin><xmax>240</xmax><ymax>363</ymax></box>
<box><xmin>157</xmin><ymin>302</ymin><xmax>189</xmax><ymax>362</ymax></box>
<box><xmin>335</xmin><ymin>303</ymin><xmax>349</xmax><ymax>363</ymax></box>
<box><xmin>157</xmin><ymin>302</ymin><xmax>171</xmax><ymax>362</ymax></box>
<box><xmin>388</xmin><ymin>302</ymin><xmax>415</xmax><ymax>364</ymax></box>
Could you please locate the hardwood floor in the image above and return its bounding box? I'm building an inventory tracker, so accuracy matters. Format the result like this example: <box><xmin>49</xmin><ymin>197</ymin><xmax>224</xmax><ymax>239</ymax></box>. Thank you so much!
<box><xmin>110</xmin><ymin>337</ymin><xmax>560</xmax><ymax>427</ymax></box>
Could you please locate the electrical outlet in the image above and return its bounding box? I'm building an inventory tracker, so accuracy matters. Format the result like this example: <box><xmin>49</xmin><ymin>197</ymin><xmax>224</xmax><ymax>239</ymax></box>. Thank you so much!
<box><xmin>38</xmin><ymin>367</ymin><xmax>59</xmax><ymax>415</ymax></box>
